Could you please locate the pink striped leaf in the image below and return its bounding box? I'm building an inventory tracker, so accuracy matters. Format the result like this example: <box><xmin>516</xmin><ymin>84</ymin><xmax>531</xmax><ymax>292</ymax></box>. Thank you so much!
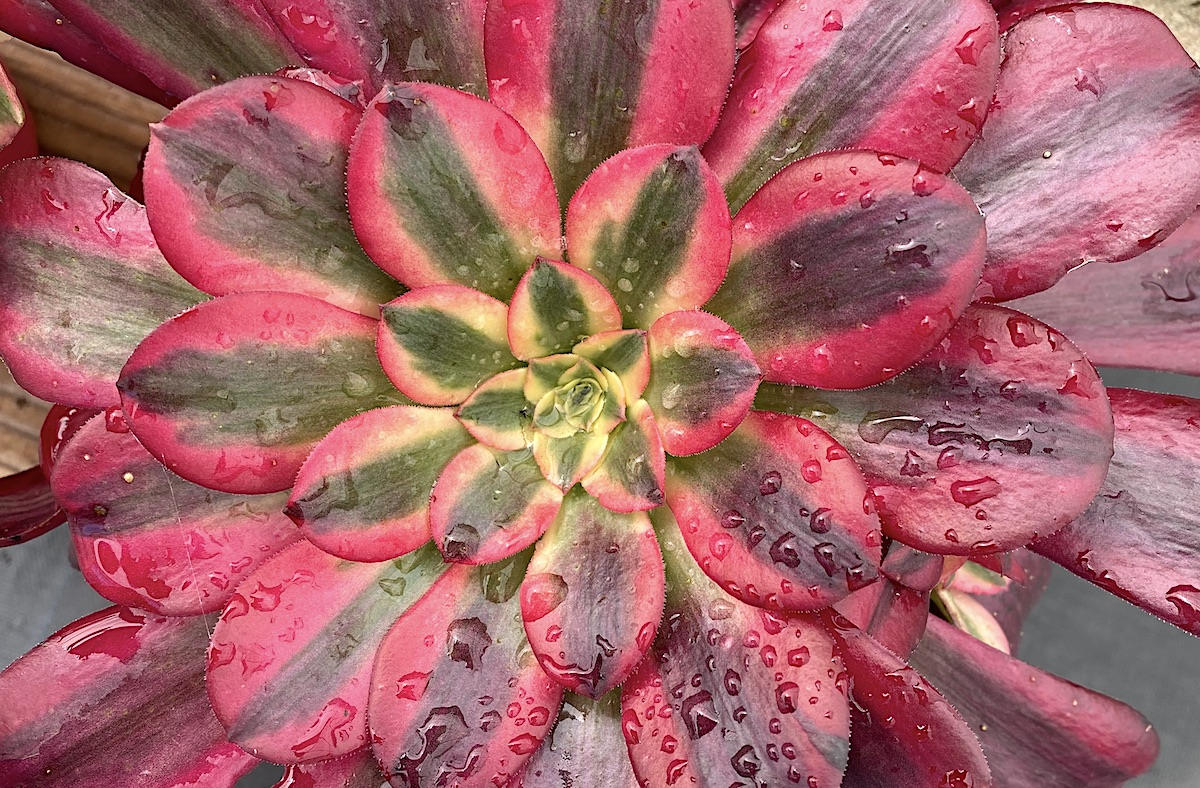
<box><xmin>565</xmin><ymin>144</ymin><xmax>732</xmax><ymax>328</ymax></box>
<box><xmin>286</xmin><ymin>405</ymin><xmax>472</xmax><ymax>563</ymax></box>
<box><xmin>953</xmin><ymin>4</ymin><xmax>1200</xmax><ymax>301</ymax></box>
<box><xmin>455</xmin><ymin>368</ymin><xmax>533</xmax><ymax>451</ymax></box>
<box><xmin>0</xmin><ymin>0</ymin><xmax>167</xmax><ymax>101</ymax></box>
<box><xmin>0</xmin><ymin>465</ymin><xmax>63</xmax><ymax>547</ymax></box>
<box><xmin>1013</xmin><ymin>209</ymin><xmax>1200</xmax><ymax>375</ymax></box>
<box><xmin>521</xmin><ymin>490</ymin><xmax>664</xmax><ymax>698</ymax></box>
<box><xmin>368</xmin><ymin>557</ymin><xmax>564</xmax><ymax>787</ymax></box>
<box><xmin>38</xmin><ymin>403</ymin><xmax>100</xmax><ymax>477</ymax></box>
<box><xmin>644</xmin><ymin>310</ymin><xmax>762</xmax><ymax>456</ymax></box>
<box><xmin>118</xmin><ymin>291</ymin><xmax>404</xmax><ymax>494</ymax></box>
<box><xmin>513</xmin><ymin>692</ymin><xmax>639</xmax><ymax>788</ymax></box>
<box><xmin>260</xmin><ymin>0</ymin><xmax>486</xmax><ymax>95</ymax></box>
<box><xmin>1033</xmin><ymin>388</ymin><xmax>1200</xmax><ymax>637</ymax></box>
<box><xmin>706</xmin><ymin>0</ymin><xmax>1000</xmax><ymax>212</ymax></box>
<box><xmin>708</xmin><ymin>150</ymin><xmax>987</xmax><ymax>389</ymax></box>
<box><xmin>144</xmin><ymin>76</ymin><xmax>402</xmax><ymax>316</ymax></box>
<box><xmin>581</xmin><ymin>399</ymin><xmax>666</xmax><ymax>512</ymax></box>
<box><xmin>485</xmin><ymin>0</ymin><xmax>734</xmax><ymax>209</ymax></box>
<box><xmin>377</xmin><ymin>285</ymin><xmax>519</xmax><ymax>405</ymax></box>
<box><xmin>756</xmin><ymin>304</ymin><xmax>1115</xmax><ymax>556</ymax></box>
<box><xmin>45</xmin><ymin>0</ymin><xmax>300</xmax><ymax>98</ymax></box>
<box><xmin>833</xmin><ymin>574</ymin><xmax>929</xmax><ymax>659</ymax></box>
<box><xmin>430</xmin><ymin>443</ymin><xmax>563</xmax><ymax>564</ymax></box>
<box><xmin>207</xmin><ymin>540</ymin><xmax>448</xmax><ymax>764</ymax></box>
<box><xmin>0</xmin><ymin>607</ymin><xmax>258</xmax><ymax>787</ymax></box>
<box><xmin>622</xmin><ymin>509</ymin><xmax>852</xmax><ymax>787</ymax></box>
<box><xmin>51</xmin><ymin>415</ymin><xmax>299</xmax><ymax>616</ymax></box>
<box><xmin>666</xmin><ymin>410</ymin><xmax>882</xmax><ymax>612</ymax></box>
<box><xmin>825</xmin><ymin>613</ymin><xmax>992</xmax><ymax>788</ymax></box>
<box><xmin>0</xmin><ymin>158</ymin><xmax>204</xmax><ymax>409</ymax></box>
<box><xmin>347</xmin><ymin>82</ymin><xmax>561</xmax><ymax>301</ymax></box>
<box><xmin>273</xmin><ymin>750</ymin><xmax>387</xmax><ymax>788</ymax></box>
<box><xmin>508</xmin><ymin>259</ymin><xmax>622</xmax><ymax>361</ymax></box>
<box><xmin>734</xmin><ymin>0</ymin><xmax>783</xmax><ymax>50</ymax></box>
<box><xmin>910</xmin><ymin>616</ymin><xmax>1160</xmax><ymax>788</ymax></box>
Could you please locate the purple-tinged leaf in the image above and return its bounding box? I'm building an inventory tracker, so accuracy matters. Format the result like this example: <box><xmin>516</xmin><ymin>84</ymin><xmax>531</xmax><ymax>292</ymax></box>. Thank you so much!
<box><xmin>706</xmin><ymin>0</ymin><xmax>1000</xmax><ymax>212</ymax></box>
<box><xmin>272</xmin><ymin>749</ymin><xmax>387</xmax><ymax>788</ymax></box>
<box><xmin>207</xmin><ymin>541</ymin><xmax>447</xmax><ymax>764</ymax></box>
<box><xmin>513</xmin><ymin>691</ymin><xmax>639</xmax><ymax>788</ymax></box>
<box><xmin>622</xmin><ymin>509</ymin><xmax>851</xmax><ymax>787</ymax></box>
<box><xmin>566</xmin><ymin>144</ymin><xmax>732</xmax><ymax>328</ymax></box>
<box><xmin>521</xmin><ymin>490</ymin><xmax>664</xmax><ymax>698</ymax></box>
<box><xmin>118</xmin><ymin>291</ymin><xmax>404</xmax><ymax>495</ymax></box>
<box><xmin>508</xmin><ymin>259</ymin><xmax>622</xmax><ymax>361</ymax></box>
<box><xmin>260</xmin><ymin>0</ymin><xmax>486</xmax><ymax>95</ymax></box>
<box><xmin>881</xmin><ymin>544</ymin><xmax>944</xmax><ymax>592</ymax></box>
<box><xmin>287</xmin><ymin>405</ymin><xmax>472</xmax><ymax>563</ymax></box>
<box><xmin>143</xmin><ymin>76</ymin><xmax>402</xmax><ymax>316</ymax></box>
<box><xmin>52</xmin><ymin>415</ymin><xmax>299</xmax><ymax>616</ymax></box>
<box><xmin>368</xmin><ymin>556</ymin><xmax>563</xmax><ymax>787</ymax></box>
<box><xmin>0</xmin><ymin>465</ymin><xmax>63</xmax><ymax>547</ymax></box>
<box><xmin>953</xmin><ymin>4</ymin><xmax>1200</xmax><ymax>301</ymax></box>
<box><xmin>734</xmin><ymin>0</ymin><xmax>783</xmax><ymax>50</ymax></box>
<box><xmin>666</xmin><ymin>410</ymin><xmax>882</xmax><ymax>612</ymax></box>
<box><xmin>644</xmin><ymin>310</ymin><xmax>761</xmax><ymax>456</ymax></box>
<box><xmin>834</xmin><ymin>575</ymin><xmax>929</xmax><ymax>659</ymax></box>
<box><xmin>1013</xmin><ymin>209</ymin><xmax>1200</xmax><ymax>375</ymax></box>
<box><xmin>430</xmin><ymin>443</ymin><xmax>563</xmax><ymax>564</ymax></box>
<box><xmin>0</xmin><ymin>0</ymin><xmax>168</xmax><ymax>101</ymax></box>
<box><xmin>45</xmin><ymin>0</ymin><xmax>300</xmax><ymax>98</ymax></box>
<box><xmin>582</xmin><ymin>399</ymin><xmax>667</xmax><ymax>512</ymax></box>
<box><xmin>0</xmin><ymin>607</ymin><xmax>258</xmax><ymax>787</ymax></box>
<box><xmin>0</xmin><ymin>158</ymin><xmax>203</xmax><ymax>409</ymax></box>
<box><xmin>825</xmin><ymin>613</ymin><xmax>992</xmax><ymax>788</ymax></box>
<box><xmin>348</xmin><ymin>82</ymin><xmax>560</xmax><ymax>301</ymax></box>
<box><xmin>709</xmin><ymin>150</ymin><xmax>987</xmax><ymax>389</ymax></box>
<box><xmin>38</xmin><ymin>403</ymin><xmax>100</xmax><ymax>477</ymax></box>
<box><xmin>1033</xmin><ymin>388</ymin><xmax>1200</xmax><ymax>637</ymax></box>
<box><xmin>757</xmin><ymin>304</ymin><xmax>1115</xmax><ymax>556</ymax></box>
<box><xmin>485</xmin><ymin>0</ymin><xmax>735</xmax><ymax>209</ymax></box>
<box><xmin>910</xmin><ymin>616</ymin><xmax>1160</xmax><ymax>788</ymax></box>
<box><xmin>377</xmin><ymin>285</ymin><xmax>519</xmax><ymax>405</ymax></box>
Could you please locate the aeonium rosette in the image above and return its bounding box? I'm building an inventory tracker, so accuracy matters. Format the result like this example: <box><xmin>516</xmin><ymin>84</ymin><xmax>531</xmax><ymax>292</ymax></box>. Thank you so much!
<box><xmin>0</xmin><ymin>0</ymin><xmax>1198</xmax><ymax>786</ymax></box>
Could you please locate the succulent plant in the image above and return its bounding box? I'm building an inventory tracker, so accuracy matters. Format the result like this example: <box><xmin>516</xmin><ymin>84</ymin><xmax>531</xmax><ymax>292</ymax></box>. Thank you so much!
<box><xmin>0</xmin><ymin>0</ymin><xmax>1199</xmax><ymax>786</ymax></box>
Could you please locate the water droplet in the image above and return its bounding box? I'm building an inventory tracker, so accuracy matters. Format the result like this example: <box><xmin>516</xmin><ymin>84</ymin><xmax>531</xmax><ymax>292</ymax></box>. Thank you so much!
<box><xmin>760</xmin><ymin>471</ymin><xmax>783</xmax><ymax>495</ymax></box>
<box><xmin>800</xmin><ymin>460</ymin><xmax>822</xmax><ymax>483</ymax></box>
<box><xmin>822</xmin><ymin>10</ymin><xmax>844</xmax><ymax>31</ymax></box>
<box><xmin>522</xmin><ymin>573</ymin><xmax>568</xmax><ymax>621</ymax></box>
<box><xmin>950</xmin><ymin>477</ymin><xmax>1001</xmax><ymax>507</ymax></box>
<box><xmin>446</xmin><ymin>617</ymin><xmax>491</xmax><ymax>669</ymax></box>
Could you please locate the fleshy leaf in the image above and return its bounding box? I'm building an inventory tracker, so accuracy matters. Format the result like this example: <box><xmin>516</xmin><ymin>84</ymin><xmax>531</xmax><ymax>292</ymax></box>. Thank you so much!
<box><xmin>931</xmin><ymin>586</ymin><xmax>1010</xmax><ymax>653</ymax></box>
<box><xmin>52</xmin><ymin>415</ymin><xmax>299</xmax><ymax>616</ymax></box>
<box><xmin>532</xmin><ymin>429</ymin><xmax>609</xmax><ymax>492</ymax></box>
<box><xmin>0</xmin><ymin>607</ymin><xmax>258</xmax><ymax>787</ymax></box>
<box><xmin>622</xmin><ymin>509</ymin><xmax>851</xmax><ymax>787</ymax></box>
<box><xmin>1012</xmin><ymin>209</ymin><xmax>1200</xmax><ymax>375</ymax></box>
<box><xmin>1032</xmin><ymin>388</ymin><xmax>1200</xmax><ymax>637</ymax></box>
<box><xmin>833</xmin><ymin>575</ymin><xmax>929</xmax><ymax>658</ymax></box>
<box><xmin>910</xmin><ymin>616</ymin><xmax>1160</xmax><ymax>787</ymax></box>
<box><xmin>825</xmin><ymin>614</ymin><xmax>992</xmax><ymax>788</ymax></box>
<box><xmin>455</xmin><ymin>368</ymin><xmax>533</xmax><ymax>451</ymax></box>
<box><xmin>952</xmin><ymin>4</ymin><xmax>1200</xmax><ymax>301</ymax></box>
<box><xmin>666</xmin><ymin>410</ymin><xmax>881</xmax><ymax>612</ymax></box>
<box><xmin>118</xmin><ymin>291</ymin><xmax>404</xmax><ymax>494</ymax></box>
<box><xmin>207</xmin><ymin>541</ymin><xmax>447</xmax><ymax>764</ymax></box>
<box><xmin>430</xmin><ymin>444</ymin><xmax>563</xmax><ymax>564</ymax></box>
<box><xmin>46</xmin><ymin>0</ymin><xmax>300</xmax><ymax>98</ymax></box>
<box><xmin>485</xmin><ymin>0</ymin><xmax>735</xmax><ymax>208</ymax></box>
<box><xmin>706</xmin><ymin>150</ymin><xmax>986</xmax><ymax>389</ymax></box>
<box><xmin>521</xmin><ymin>490</ymin><xmax>664</xmax><ymax>697</ymax></box>
<box><xmin>565</xmin><ymin>144</ymin><xmax>732</xmax><ymax>328</ymax></box>
<box><xmin>734</xmin><ymin>0</ymin><xmax>783</xmax><ymax>50</ymax></box>
<box><xmin>706</xmin><ymin>0</ymin><xmax>1000</xmax><ymax>212</ymax></box>
<box><xmin>368</xmin><ymin>556</ymin><xmax>563</xmax><ymax>787</ymax></box>
<box><xmin>286</xmin><ymin>405</ymin><xmax>472</xmax><ymax>562</ymax></box>
<box><xmin>0</xmin><ymin>158</ymin><xmax>204</xmax><ymax>408</ymax></box>
<box><xmin>958</xmin><ymin>549</ymin><xmax>1052</xmax><ymax>655</ymax></box>
<box><xmin>644</xmin><ymin>310</ymin><xmax>761</xmax><ymax>455</ymax></box>
<box><xmin>377</xmin><ymin>285</ymin><xmax>519</xmax><ymax>405</ymax></box>
<box><xmin>508</xmin><ymin>259</ymin><xmax>622</xmax><ymax>361</ymax></box>
<box><xmin>582</xmin><ymin>399</ymin><xmax>667</xmax><ymax>512</ymax></box>
<box><xmin>881</xmin><ymin>544</ymin><xmax>945</xmax><ymax>592</ymax></box>
<box><xmin>513</xmin><ymin>691</ymin><xmax>639</xmax><ymax>788</ymax></box>
<box><xmin>756</xmin><ymin>304</ymin><xmax>1115</xmax><ymax>555</ymax></box>
<box><xmin>143</xmin><ymin>75</ymin><xmax>402</xmax><ymax>316</ymax></box>
<box><xmin>573</xmin><ymin>330</ymin><xmax>651</xmax><ymax>402</ymax></box>
<box><xmin>273</xmin><ymin>749</ymin><xmax>387</xmax><ymax>788</ymax></box>
<box><xmin>0</xmin><ymin>465</ymin><xmax>64</xmax><ymax>548</ymax></box>
<box><xmin>347</xmin><ymin>82</ymin><xmax>560</xmax><ymax>300</ymax></box>
<box><xmin>0</xmin><ymin>62</ymin><xmax>23</xmax><ymax>150</ymax></box>
<box><xmin>260</xmin><ymin>0</ymin><xmax>486</xmax><ymax>95</ymax></box>
<box><xmin>38</xmin><ymin>403</ymin><xmax>100</xmax><ymax>478</ymax></box>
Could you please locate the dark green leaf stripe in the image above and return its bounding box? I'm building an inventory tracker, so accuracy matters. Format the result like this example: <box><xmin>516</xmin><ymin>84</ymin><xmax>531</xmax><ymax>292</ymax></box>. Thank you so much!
<box><xmin>381</xmin><ymin>303</ymin><xmax>518</xmax><ymax>395</ymax></box>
